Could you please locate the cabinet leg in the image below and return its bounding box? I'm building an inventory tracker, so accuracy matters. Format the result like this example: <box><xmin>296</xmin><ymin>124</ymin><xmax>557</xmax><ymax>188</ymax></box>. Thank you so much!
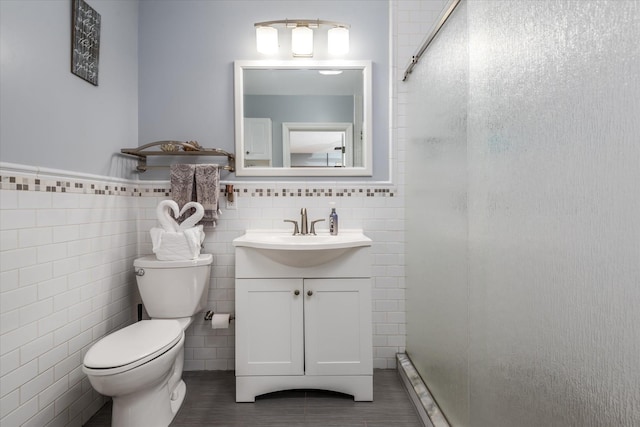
<box><xmin>235</xmin><ymin>391</ymin><xmax>256</xmax><ymax>402</ymax></box>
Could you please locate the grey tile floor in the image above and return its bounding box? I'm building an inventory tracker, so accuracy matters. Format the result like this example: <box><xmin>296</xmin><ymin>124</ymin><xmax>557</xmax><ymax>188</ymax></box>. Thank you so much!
<box><xmin>83</xmin><ymin>370</ymin><xmax>423</xmax><ymax>426</ymax></box>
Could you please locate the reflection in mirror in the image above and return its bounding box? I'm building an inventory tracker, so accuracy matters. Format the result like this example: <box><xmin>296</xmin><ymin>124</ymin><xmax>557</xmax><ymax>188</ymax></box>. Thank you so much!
<box><xmin>283</xmin><ymin>123</ymin><xmax>353</xmax><ymax>168</ymax></box>
<box><xmin>234</xmin><ymin>61</ymin><xmax>372</xmax><ymax>177</ymax></box>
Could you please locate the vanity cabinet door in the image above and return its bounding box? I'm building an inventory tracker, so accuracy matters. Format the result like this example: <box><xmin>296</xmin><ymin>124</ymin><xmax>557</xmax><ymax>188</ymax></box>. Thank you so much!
<box><xmin>303</xmin><ymin>278</ymin><xmax>372</xmax><ymax>376</ymax></box>
<box><xmin>236</xmin><ymin>278</ymin><xmax>303</xmax><ymax>376</ymax></box>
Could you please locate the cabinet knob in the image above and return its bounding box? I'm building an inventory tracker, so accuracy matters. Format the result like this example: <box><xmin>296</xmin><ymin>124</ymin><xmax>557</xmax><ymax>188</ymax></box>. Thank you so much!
<box><xmin>307</xmin><ymin>290</ymin><xmax>313</xmax><ymax>296</ymax></box>
<box><xmin>294</xmin><ymin>290</ymin><xmax>300</xmax><ymax>296</ymax></box>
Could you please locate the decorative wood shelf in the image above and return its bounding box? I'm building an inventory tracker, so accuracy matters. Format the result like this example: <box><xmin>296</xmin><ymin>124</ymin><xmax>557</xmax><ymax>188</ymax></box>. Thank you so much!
<box><xmin>120</xmin><ymin>141</ymin><xmax>235</xmax><ymax>173</ymax></box>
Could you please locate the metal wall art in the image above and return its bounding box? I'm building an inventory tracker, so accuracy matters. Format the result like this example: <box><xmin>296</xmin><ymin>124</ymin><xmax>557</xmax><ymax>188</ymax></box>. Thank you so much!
<box><xmin>71</xmin><ymin>0</ymin><xmax>100</xmax><ymax>85</ymax></box>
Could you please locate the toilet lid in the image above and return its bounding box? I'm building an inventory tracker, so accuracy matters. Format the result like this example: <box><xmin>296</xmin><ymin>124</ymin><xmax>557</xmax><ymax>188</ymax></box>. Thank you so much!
<box><xmin>84</xmin><ymin>320</ymin><xmax>183</xmax><ymax>372</ymax></box>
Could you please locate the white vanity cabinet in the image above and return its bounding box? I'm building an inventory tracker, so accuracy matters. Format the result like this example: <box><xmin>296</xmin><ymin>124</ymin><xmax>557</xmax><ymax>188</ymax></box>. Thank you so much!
<box><xmin>234</xmin><ymin>238</ymin><xmax>372</xmax><ymax>402</ymax></box>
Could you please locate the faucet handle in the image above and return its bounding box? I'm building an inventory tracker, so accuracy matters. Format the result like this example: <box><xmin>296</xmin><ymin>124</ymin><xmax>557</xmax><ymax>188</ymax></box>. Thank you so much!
<box><xmin>310</xmin><ymin>219</ymin><xmax>325</xmax><ymax>235</ymax></box>
<box><xmin>284</xmin><ymin>219</ymin><xmax>300</xmax><ymax>235</ymax></box>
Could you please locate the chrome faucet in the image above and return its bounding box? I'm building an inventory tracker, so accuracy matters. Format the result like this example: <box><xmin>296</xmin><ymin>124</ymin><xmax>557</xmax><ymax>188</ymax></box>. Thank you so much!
<box><xmin>284</xmin><ymin>208</ymin><xmax>325</xmax><ymax>235</ymax></box>
<box><xmin>300</xmin><ymin>208</ymin><xmax>308</xmax><ymax>235</ymax></box>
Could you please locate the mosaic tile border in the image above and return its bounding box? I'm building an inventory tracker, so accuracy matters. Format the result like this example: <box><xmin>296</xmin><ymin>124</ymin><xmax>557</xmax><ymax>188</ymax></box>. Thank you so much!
<box><xmin>0</xmin><ymin>174</ymin><xmax>169</xmax><ymax>197</ymax></box>
<box><xmin>239</xmin><ymin>187</ymin><xmax>394</xmax><ymax>198</ymax></box>
<box><xmin>0</xmin><ymin>173</ymin><xmax>396</xmax><ymax>198</ymax></box>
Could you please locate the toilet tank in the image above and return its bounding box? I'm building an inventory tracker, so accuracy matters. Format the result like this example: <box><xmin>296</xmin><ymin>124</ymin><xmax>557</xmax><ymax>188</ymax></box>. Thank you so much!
<box><xmin>134</xmin><ymin>254</ymin><xmax>212</xmax><ymax>318</ymax></box>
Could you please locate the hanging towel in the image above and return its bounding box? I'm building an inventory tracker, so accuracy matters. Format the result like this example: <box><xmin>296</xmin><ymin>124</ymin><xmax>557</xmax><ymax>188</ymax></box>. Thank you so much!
<box><xmin>170</xmin><ymin>164</ymin><xmax>220</xmax><ymax>227</ymax></box>
<box><xmin>195</xmin><ymin>164</ymin><xmax>220</xmax><ymax>227</ymax></box>
<box><xmin>170</xmin><ymin>164</ymin><xmax>195</xmax><ymax>223</ymax></box>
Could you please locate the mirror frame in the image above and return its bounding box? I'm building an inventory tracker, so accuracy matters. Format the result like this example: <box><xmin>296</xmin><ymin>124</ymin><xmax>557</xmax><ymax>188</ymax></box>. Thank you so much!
<box><xmin>234</xmin><ymin>60</ymin><xmax>373</xmax><ymax>177</ymax></box>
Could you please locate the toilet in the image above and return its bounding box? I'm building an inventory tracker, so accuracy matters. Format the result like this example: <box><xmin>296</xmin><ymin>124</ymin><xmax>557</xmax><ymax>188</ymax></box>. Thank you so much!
<box><xmin>83</xmin><ymin>253</ymin><xmax>213</xmax><ymax>427</ymax></box>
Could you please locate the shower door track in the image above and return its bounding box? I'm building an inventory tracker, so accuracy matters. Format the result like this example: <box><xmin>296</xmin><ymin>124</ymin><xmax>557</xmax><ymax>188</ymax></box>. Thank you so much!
<box><xmin>402</xmin><ymin>0</ymin><xmax>462</xmax><ymax>81</ymax></box>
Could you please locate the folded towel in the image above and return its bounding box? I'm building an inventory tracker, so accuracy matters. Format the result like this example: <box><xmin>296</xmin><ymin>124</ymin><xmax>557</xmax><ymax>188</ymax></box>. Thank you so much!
<box><xmin>150</xmin><ymin>227</ymin><xmax>165</xmax><ymax>253</ymax></box>
<box><xmin>170</xmin><ymin>164</ymin><xmax>196</xmax><ymax>223</ymax></box>
<box><xmin>150</xmin><ymin>227</ymin><xmax>205</xmax><ymax>261</ymax></box>
<box><xmin>183</xmin><ymin>225</ymin><xmax>205</xmax><ymax>254</ymax></box>
<box><xmin>195</xmin><ymin>164</ymin><xmax>220</xmax><ymax>227</ymax></box>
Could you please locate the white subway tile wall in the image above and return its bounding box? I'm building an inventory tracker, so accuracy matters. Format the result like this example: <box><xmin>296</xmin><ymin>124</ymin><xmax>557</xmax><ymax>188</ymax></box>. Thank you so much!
<box><xmin>0</xmin><ymin>170</ymin><xmax>404</xmax><ymax>426</ymax></box>
<box><xmin>0</xmin><ymin>174</ymin><xmax>140</xmax><ymax>426</ymax></box>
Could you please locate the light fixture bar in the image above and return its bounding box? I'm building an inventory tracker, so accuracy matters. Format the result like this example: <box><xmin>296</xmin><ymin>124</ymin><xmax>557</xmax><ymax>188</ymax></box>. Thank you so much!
<box><xmin>254</xmin><ymin>19</ymin><xmax>350</xmax><ymax>57</ymax></box>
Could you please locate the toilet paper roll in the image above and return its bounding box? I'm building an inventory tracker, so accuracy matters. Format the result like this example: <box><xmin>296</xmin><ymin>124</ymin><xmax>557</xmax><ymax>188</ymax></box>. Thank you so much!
<box><xmin>211</xmin><ymin>313</ymin><xmax>230</xmax><ymax>329</ymax></box>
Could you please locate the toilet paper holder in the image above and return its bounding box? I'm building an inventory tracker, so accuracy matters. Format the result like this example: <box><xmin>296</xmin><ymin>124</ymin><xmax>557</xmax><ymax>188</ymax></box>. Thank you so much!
<box><xmin>204</xmin><ymin>310</ymin><xmax>235</xmax><ymax>323</ymax></box>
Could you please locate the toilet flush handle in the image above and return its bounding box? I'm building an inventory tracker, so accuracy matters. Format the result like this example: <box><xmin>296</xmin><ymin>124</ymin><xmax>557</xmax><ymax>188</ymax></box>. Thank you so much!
<box><xmin>135</xmin><ymin>268</ymin><xmax>145</xmax><ymax>276</ymax></box>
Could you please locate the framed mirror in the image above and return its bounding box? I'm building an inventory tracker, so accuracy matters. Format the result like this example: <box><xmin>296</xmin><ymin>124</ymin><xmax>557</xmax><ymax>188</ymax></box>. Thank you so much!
<box><xmin>234</xmin><ymin>60</ymin><xmax>372</xmax><ymax>176</ymax></box>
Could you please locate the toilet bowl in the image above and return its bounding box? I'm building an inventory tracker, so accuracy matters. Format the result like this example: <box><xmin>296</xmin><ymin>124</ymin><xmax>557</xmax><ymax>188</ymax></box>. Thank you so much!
<box><xmin>83</xmin><ymin>320</ymin><xmax>184</xmax><ymax>427</ymax></box>
<box><xmin>83</xmin><ymin>253</ymin><xmax>213</xmax><ymax>427</ymax></box>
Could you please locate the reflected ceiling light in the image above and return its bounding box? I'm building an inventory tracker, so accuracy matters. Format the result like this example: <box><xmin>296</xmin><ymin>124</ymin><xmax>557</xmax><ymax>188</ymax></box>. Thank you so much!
<box><xmin>328</xmin><ymin>26</ymin><xmax>349</xmax><ymax>55</ymax></box>
<box><xmin>318</xmin><ymin>70</ymin><xmax>343</xmax><ymax>75</ymax></box>
<box><xmin>254</xmin><ymin>19</ymin><xmax>350</xmax><ymax>58</ymax></box>
<box><xmin>256</xmin><ymin>26</ymin><xmax>278</xmax><ymax>54</ymax></box>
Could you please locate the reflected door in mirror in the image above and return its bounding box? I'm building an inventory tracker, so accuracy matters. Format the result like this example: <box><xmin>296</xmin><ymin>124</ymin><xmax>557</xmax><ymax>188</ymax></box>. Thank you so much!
<box><xmin>244</xmin><ymin>118</ymin><xmax>272</xmax><ymax>167</ymax></box>
<box><xmin>290</xmin><ymin>131</ymin><xmax>344</xmax><ymax>168</ymax></box>
<box><xmin>283</xmin><ymin>122</ymin><xmax>353</xmax><ymax>168</ymax></box>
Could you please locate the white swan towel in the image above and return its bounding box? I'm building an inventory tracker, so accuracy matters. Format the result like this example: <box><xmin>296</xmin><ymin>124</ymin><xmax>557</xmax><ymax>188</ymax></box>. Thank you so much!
<box><xmin>151</xmin><ymin>200</ymin><xmax>205</xmax><ymax>260</ymax></box>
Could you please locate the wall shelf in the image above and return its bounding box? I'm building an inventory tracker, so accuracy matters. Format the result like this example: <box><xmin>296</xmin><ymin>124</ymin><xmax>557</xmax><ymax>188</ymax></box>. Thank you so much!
<box><xmin>120</xmin><ymin>141</ymin><xmax>235</xmax><ymax>173</ymax></box>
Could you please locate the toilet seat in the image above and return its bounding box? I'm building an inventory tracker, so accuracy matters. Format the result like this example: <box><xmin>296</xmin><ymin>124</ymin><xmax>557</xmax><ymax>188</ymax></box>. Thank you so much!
<box><xmin>83</xmin><ymin>319</ymin><xmax>183</xmax><ymax>376</ymax></box>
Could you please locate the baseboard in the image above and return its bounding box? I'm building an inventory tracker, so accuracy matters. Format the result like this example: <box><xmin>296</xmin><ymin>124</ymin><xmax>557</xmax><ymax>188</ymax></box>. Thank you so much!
<box><xmin>397</xmin><ymin>353</ymin><xmax>450</xmax><ymax>427</ymax></box>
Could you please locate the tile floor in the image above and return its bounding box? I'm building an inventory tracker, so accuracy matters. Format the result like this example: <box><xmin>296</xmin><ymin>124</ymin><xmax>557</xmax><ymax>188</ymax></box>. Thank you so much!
<box><xmin>83</xmin><ymin>370</ymin><xmax>423</xmax><ymax>426</ymax></box>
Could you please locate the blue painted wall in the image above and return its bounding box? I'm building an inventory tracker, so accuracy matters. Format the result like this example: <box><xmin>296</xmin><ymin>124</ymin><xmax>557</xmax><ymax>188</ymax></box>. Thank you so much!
<box><xmin>138</xmin><ymin>0</ymin><xmax>389</xmax><ymax>181</ymax></box>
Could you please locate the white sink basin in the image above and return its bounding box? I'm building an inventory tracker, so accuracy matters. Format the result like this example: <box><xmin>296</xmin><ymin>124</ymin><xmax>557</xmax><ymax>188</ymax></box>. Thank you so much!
<box><xmin>233</xmin><ymin>229</ymin><xmax>372</xmax><ymax>267</ymax></box>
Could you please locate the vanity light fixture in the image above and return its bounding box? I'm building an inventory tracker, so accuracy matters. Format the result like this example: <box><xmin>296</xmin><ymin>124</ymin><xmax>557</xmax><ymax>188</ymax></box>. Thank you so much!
<box><xmin>254</xmin><ymin>19</ymin><xmax>350</xmax><ymax>57</ymax></box>
<box><xmin>291</xmin><ymin>25</ymin><xmax>313</xmax><ymax>57</ymax></box>
<box><xmin>327</xmin><ymin>26</ymin><xmax>349</xmax><ymax>55</ymax></box>
<box><xmin>256</xmin><ymin>26</ymin><xmax>278</xmax><ymax>54</ymax></box>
